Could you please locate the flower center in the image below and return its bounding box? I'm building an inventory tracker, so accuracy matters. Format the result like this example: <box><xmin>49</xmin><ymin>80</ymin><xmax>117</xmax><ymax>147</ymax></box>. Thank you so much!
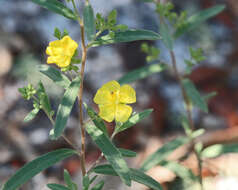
<box><xmin>110</xmin><ymin>90</ymin><xmax>119</xmax><ymax>104</ymax></box>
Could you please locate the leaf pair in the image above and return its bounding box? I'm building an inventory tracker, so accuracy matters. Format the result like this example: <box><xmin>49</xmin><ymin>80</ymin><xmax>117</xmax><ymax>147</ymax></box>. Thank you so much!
<box><xmin>85</xmin><ymin>109</ymin><xmax>156</xmax><ymax>187</ymax></box>
<box><xmin>39</xmin><ymin>65</ymin><xmax>81</xmax><ymax>139</ymax></box>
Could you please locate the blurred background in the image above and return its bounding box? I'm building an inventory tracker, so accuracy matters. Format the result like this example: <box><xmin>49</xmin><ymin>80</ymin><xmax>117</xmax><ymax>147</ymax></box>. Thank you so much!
<box><xmin>1</xmin><ymin>0</ymin><xmax>238</xmax><ymax>189</ymax></box>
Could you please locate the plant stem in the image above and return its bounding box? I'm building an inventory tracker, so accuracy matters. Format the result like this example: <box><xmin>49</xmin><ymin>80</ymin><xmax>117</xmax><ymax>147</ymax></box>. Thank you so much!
<box><xmin>169</xmin><ymin>43</ymin><xmax>204</xmax><ymax>190</ymax></box>
<box><xmin>158</xmin><ymin>10</ymin><xmax>203</xmax><ymax>189</ymax></box>
<box><xmin>169</xmin><ymin>51</ymin><xmax>194</xmax><ymax>131</ymax></box>
<box><xmin>78</xmin><ymin>18</ymin><xmax>87</xmax><ymax>176</ymax></box>
<box><xmin>195</xmin><ymin>151</ymin><xmax>204</xmax><ymax>190</ymax></box>
<box><xmin>71</xmin><ymin>0</ymin><xmax>88</xmax><ymax>176</ymax></box>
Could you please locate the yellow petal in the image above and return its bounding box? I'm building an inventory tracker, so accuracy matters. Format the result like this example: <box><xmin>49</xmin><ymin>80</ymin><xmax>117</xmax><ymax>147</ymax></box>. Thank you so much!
<box><xmin>46</xmin><ymin>46</ymin><xmax>53</xmax><ymax>55</ymax></box>
<box><xmin>115</xmin><ymin>104</ymin><xmax>132</xmax><ymax>123</ymax></box>
<box><xmin>62</xmin><ymin>36</ymin><xmax>78</xmax><ymax>56</ymax></box>
<box><xmin>93</xmin><ymin>89</ymin><xmax>113</xmax><ymax>105</ymax></box>
<box><xmin>47</xmin><ymin>56</ymin><xmax>56</xmax><ymax>64</ymax></box>
<box><xmin>99</xmin><ymin>104</ymin><xmax>115</xmax><ymax>122</ymax></box>
<box><xmin>57</xmin><ymin>56</ymin><xmax>71</xmax><ymax>68</ymax></box>
<box><xmin>101</xmin><ymin>80</ymin><xmax>120</xmax><ymax>92</ymax></box>
<box><xmin>49</xmin><ymin>40</ymin><xmax>61</xmax><ymax>47</ymax></box>
<box><xmin>119</xmin><ymin>84</ymin><xmax>136</xmax><ymax>104</ymax></box>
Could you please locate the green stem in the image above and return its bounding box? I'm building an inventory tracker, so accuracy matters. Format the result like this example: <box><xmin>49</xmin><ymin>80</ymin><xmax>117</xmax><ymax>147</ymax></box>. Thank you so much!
<box><xmin>158</xmin><ymin>8</ymin><xmax>203</xmax><ymax>190</ymax></box>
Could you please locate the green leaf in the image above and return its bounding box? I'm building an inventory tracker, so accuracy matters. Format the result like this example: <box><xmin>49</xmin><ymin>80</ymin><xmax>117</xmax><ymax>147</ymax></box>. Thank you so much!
<box><xmin>107</xmin><ymin>10</ymin><xmax>117</xmax><ymax>25</ymax></box>
<box><xmin>180</xmin><ymin>115</ymin><xmax>192</xmax><ymax>137</ymax></box>
<box><xmin>191</xmin><ymin>129</ymin><xmax>205</xmax><ymax>139</ymax></box>
<box><xmin>31</xmin><ymin>0</ymin><xmax>77</xmax><ymax>20</ymax></box>
<box><xmin>37</xmin><ymin>81</ymin><xmax>52</xmax><ymax>116</ymax></box>
<box><xmin>47</xmin><ymin>184</ymin><xmax>70</xmax><ymax>190</ymax></box>
<box><xmin>93</xmin><ymin>165</ymin><xmax>162</xmax><ymax>190</ymax></box>
<box><xmin>175</xmin><ymin>5</ymin><xmax>225</xmax><ymax>37</ymax></box>
<box><xmin>38</xmin><ymin>65</ymin><xmax>71</xmax><ymax>89</ymax></box>
<box><xmin>159</xmin><ymin>160</ymin><xmax>198</xmax><ymax>181</ymax></box>
<box><xmin>201</xmin><ymin>144</ymin><xmax>238</xmax><ymax>159</ymax></box>
<box><xmin>54</xmin><ymin>27</ymin><xmax>61</xmax><ymax>39</ymax></box>
<box><xmin>118</xmin><ymin>64</ymin><xmax>166</xmax><ymax>85</ymax></box>
<box><xmin>91</xmin><ymin>181</ymin><xmax>104</xmax><ymax>190</ymax></box>
<box><xmin>23</xmin><ymin>108</ymin><xmax>40</xmax><ymax>122</ymax></box>
<box><xmin>140</xmin><ymin>0</ymin><xmax>154</xmax><ymax>2</ymax></box>
<box><xmin>89</xmin><ymin>175</ymin><xmax>98</xmax><ymax>184</ymax></box>
<box><xmin>64</xmin><ymin>170</ymin><xmax>77</xmax><ymax>190</ymax></box>
<box><xmin>116</xmin><ymin>109</ymin><xmax>153</xmax><ymax>133</ymax></box>
<box><xmin>3</xmin><ymin>149</ymin><xmax>76</xmax><ymax>190</ymax></box>
<box><xmin>203</xmin><ymin>91</ymin><xmax>217</xmax><ymax>102</ymax></box>
<box><xmin>52</xmin><ymin>76</ymin><xmax>81</xmax><ymax>139</ymax></box>
<box><xmin>83</xmin><ymin>175</ymin><xmax>90</xmax><ymax>190</ymax></box>
<box><xmin>90</xmin><ymin>29</ymin><xmax>161</xmax><ymax>47</ymax></box>
<box><xmin>182</xmin><ymin>78</ymin><xmax>208</xmax><ymax>113</ymax></box>
<box><xmin>140</xmin><ymin>137</ymin><xmax>189</xmax><ymax>172</ymax></box>
<box><xmin>160</xmin><ymin>21</ymin><xmax>173</xmax><ymax>50</ymax></box>
<box><xmin>85</xmin><ymin>124</ymin><xmax>131</xmax><ymax>186</ymax></box>
<box><xmin>84</xmin><ymin>103</ymin><xmax>108</xmax><ymax>137</ymax></box>
<box><xmin>83</xmin><ymin>3</ymin><xmax>96</xmax><ymax>41</ymax></box>
<box><xmin>119</xmin><ymin>148</ymin><xmax>137</xmax><ymax>157</ymax></box>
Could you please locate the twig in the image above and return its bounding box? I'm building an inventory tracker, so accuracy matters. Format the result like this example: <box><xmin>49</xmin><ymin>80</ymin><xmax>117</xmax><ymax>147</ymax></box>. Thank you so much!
<box><xmin>78</xmin><ymin>16</ymin><xmax>88</xmax><ymax>177</ymax></box>
<box><xmin>158</xmin><ymin>10</ymin><xmax>203</xmax><ymax>189</ymax></box>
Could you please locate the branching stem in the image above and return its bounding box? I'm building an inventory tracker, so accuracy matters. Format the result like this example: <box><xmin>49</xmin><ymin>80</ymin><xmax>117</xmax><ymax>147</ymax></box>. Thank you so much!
<box><xmin>158</xmin><ymin>8</ymin><xmax>203</xmax><ymax>190</ymax></box>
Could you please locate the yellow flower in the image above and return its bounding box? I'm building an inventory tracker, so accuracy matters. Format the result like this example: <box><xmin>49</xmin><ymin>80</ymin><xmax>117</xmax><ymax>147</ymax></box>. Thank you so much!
<box><xmin>46</xmin><ymin>35</ymin><xmax>78</xmax><ymax>68</ymax></box>
<box><xmin>94</xmin><ymin>80</ymin><xmax>136</xmax><ymax>123</ymax></box>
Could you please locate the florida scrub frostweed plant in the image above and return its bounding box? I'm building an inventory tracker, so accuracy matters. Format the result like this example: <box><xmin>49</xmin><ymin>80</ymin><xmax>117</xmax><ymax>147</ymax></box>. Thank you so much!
<box><xmin>46</xmin><ymin>35</ymin><xmax>78</xmax><ymax>68</ymax></box>
<box><xmin>94</xmin><ymin>80</ymin><xmax>136</xmax><ymax>123</ymax></box>
<box><xmin>3</xmin><ymin>0</ymin><xmax>226</xmax><ymax>189</ymax></box>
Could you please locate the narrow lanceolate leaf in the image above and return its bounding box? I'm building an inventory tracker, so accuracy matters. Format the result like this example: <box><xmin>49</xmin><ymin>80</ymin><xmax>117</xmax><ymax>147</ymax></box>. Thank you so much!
<box><xmin>91</xmin><ymin>181</ymin><xmax>104</xmax><ymax>190</ymax></box>
<box><xmin>93</xmin><ymin>165</ymin><xmax>162</xmax><ymax>190</ymax></box>
<box><xmin>47</xmin><ymin>184</ymin><xmax>70</xmax><ymax>190</ymax></box>
<box><xmin>37</xmin><ymin>81</ymin><xmax>52</xmax><ymax>116</ymax></box>
<box><xmin>38</xmin><ymin>65</ymin><xmax>71</xmax><ymax>89</ymax></box>
<box><xmin>160</xmin><ymin>21</ymin><xmax>173</xmax><ymax>50</ymax></box>
<box><xmin>130</xmin><ymin>168</ymin><xmax>162</xmax><ymax>190</ymax></box>
<box><xmin>52</xmin><ymin>77</ymin><xmax>81</xmax><ymax>139</ymax></box>
<box><xmin>119</xmin><ymin>148</ymin><xmax>137</xmax><ymax>157</ymax></box>
<box><xmin>64</xmin><ymin>170</ymin><xmax>77</xmax><ymax>190</ymax></box>
<box><xmin>83</xmin><ymin>175</ymin><xmax>90</xmax><ymax>190</ymax></box>
<box><xmin>159</xmin><ymin>160</ymin><xmax>198</xmax><ymax>181</ymax></box>
<box><xmin>116</xmin><ymin>109</ymin><xmax>153</xmax><ymax>133</ymax></box>
<box><xmin>83</xmin><ymin>3</ymin><xmax>96</xmax><ymax>41</ymax></box>
<box><xmin>140</xmin><ymin>0</ymin><xmax>154</xmax><ymax>2</ymax></box>
<box><xmin>3</xmin><ymin>149</ymin><xmax>76</xmax><ymax>190</ymax></box>
<box><xmin>182</xmin><ymin>78</ymin><xmax>208</xmax><ymax>113</ymax></box>
<box><xmin>23</xmin><ymin>108</ymin><xmax>40</xmax><ymax>122</ymax></box>
<box><xmin>140</xmin><ymin>137</ymin><xmax>189</xmax><ymax>172</ymax></box>
<box><xmin>118</xmin><ymin>64</ymin><xmax>166</xmax><ymax>85</ymax></box>
<box><xmin>84</xmin><ymin>103</ymin><xmax>108</xmax><ymax>136</ymax></box>
<box><xmin>31</xmin><ymin>0</ymin><xmax>77</xmax><ymax>20</ymax></box>
<box><xmin>90</xmin><ymin>29</ymin><xmax>161</xmax><ymax>47</ymax></box>
<box><xmin>85</xmin><ymin>124</ymin><xmax>131</xmax><ymax>186</ymax></box>
<box><xmin>175</xmin><ymin>5</ymin><xmax>225</xmax><ymax>37</ymax></box>
<box><xmin>201</xmin><ymin>144</ymin><xmax>238</xmax><ymax>159</ymax></box>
